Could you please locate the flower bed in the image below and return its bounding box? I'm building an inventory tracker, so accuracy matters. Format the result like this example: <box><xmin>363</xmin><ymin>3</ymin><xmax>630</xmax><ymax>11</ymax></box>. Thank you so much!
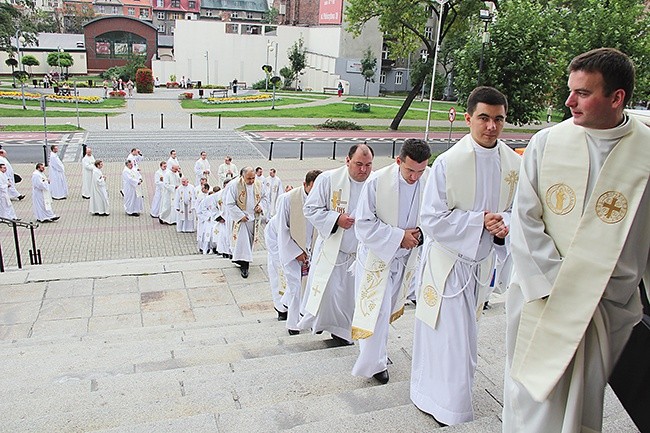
<box><xmin>178</xmin><ymin>92</ymin><xmax>194</xmax><ymax>100</ymax></box>
<box><xmin>0</xmin><ymin>90</ymin><xmax>103</xmax><ymax>104</ymax></box>
<box><xmin>109</xmin><ymin>90</ymin><xmax>126</xmax><ymax>98</ymax></box>
<box><xmin>203</xmin><ymin>94</ymin><xmax>278</xmax><ymax>105</ymax></box>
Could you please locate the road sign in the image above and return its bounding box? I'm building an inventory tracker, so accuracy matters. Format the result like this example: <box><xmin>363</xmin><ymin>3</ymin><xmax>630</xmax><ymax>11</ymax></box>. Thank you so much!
<box><xmin>448</xmin><ymin>107</ymin><xmax>456</xmax><ymax>123</ymax></box>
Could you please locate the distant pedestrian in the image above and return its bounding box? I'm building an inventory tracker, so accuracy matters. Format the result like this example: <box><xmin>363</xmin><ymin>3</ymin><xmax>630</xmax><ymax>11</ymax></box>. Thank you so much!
<box><xmin>127</xmin><ymin>79</ymin><xmax>134</xmax><ymax>97</ymax></box>
<box><xmin>337</xmin><ymin>82</ymin><xmax>343</xmax><ymax>97</ymax></box>
<box><xmin>546</xmin><ymin>104</ymin><xmax>553</xmax><ymax>123</ymax></box>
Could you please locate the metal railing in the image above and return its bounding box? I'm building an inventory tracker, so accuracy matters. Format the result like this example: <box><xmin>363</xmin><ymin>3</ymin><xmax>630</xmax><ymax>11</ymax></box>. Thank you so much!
<box><xmin>0</xmin><ymin>217</ymin><xmax>42</xmax><ymax>272</ymax></box>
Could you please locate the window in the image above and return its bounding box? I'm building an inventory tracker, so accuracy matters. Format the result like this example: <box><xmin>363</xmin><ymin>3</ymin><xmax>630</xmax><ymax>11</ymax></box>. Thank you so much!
<box><xmin>158</xmin><ymin>23</ymin><xmax>165</xmax><ymax>32</ymax></box>
<box><xmin>424</xmin><ymin>26</ymin><xmax>433</xmax><ymax>40</ymax></box>
<box><xmin>171</xmin><ymin>0</ymin><xmax>180</xmax><ymax>7</ymax></box>
<box><xmin>112</xmin><ymin>6</ymin><xmax>118</xmax><ymax>14</ymax></box>
<box><xmin>246</xmin><ymin>11</ymin><xmax>253</xmax><ymax>19</ymax></box>
<box><xmin>188</xmin><ymin>1</ymin><xmax>195</xmax><ymax>8</ymax></box>
<box><xmin>128</xmin><ymin>7</ymin><xmax>135</xmax><ymax>15</ymax></box>
<box><xmin>157</xmin><ymin>11</ymin><xmax>165</xmax><ymax>19</ymax></box>
<box><xmin>140</xmin><ymin>8</ymin><xmax>149</xmax><ymax>18</ymax></box>
<box><xmin>206</xmin><ymin>10</ymin><xmax>212</xmax><ymax>16</ymax></box>
<box><xmin>156</xmin><ymin>0</ymin><xmax>163</xmax><ymax>7</ymax></box>
<box><xmin>379</xmin><ymin>71</ymin><xmax>386</xmax><ymax>85</ymax></box>
<box><xmin>395</xmin><ymin>71</ymin><xmax>403</xmax><ymax>85</ymax></box>
<box><xmin>231</xmin><ymin>11</ymin><xmax>238</xmax><ymax>18</ymax></box>
<box><xmin>98</xmin><ymin>5</ymin><xmax>104</xmax><ymax>13</ymax></box>
<box><xmin>381</xmin><ymin>44</ymin><xmax>389</xmax><ymax>60</ymax></box>
<box><xmin>420</xmin><ymin>49</ymin><xmax>428</xmax><ymax>61</ymax></box>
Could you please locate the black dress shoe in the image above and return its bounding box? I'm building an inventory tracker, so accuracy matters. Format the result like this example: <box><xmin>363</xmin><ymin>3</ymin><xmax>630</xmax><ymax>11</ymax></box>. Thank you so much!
<box><xmin>17</xmin><ymin>195</ymin><xmax>25</xmax><ymax>200</ymax></box>
<box><xmin>50</xmin><ymin>216</ymin><xmax>60</xmax><ymax>221</ymax></box>
<box><xmin>274</xmin><ymin>308</ymin><xmax>288</xmax><ymax>321</ymax></box>
<box><xmin>82</xmin><ymin>196</ymin><xmax>89</xmax><ymax>199</ymax></box>
<box><xmin>288</xmin><ymin>329</ymin><xmax>300</xmax><ymax>335</ymax></box>
<box><xmin>373</xmin><ymin>369</ymin><xmax>389</xmax><ymax>384</ymax></box>
<box><xmin>331</xmin><ymin>334</ymin><xmax>354</xmax><ymax>346</ymax></box>
<box><xmin>240</xmin><ymin>267</ymin><xmax>249</xmax><ymax>278</ymax></box>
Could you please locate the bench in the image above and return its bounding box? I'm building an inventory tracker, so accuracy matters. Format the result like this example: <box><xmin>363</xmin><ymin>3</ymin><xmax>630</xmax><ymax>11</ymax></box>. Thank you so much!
<box><xmin>210</xmin><ymin>89</ymin><xmax>229</xmax><ymax>98</ymax></box>
<box><xmin>323</xmin><ymin>87</ymin><xmax>339</xmax><ymax>94</ymax></box>
<box><xmin>231</xmin><ymin>81</ymin><xmax>246</xmax><ymax>90</ymax></box>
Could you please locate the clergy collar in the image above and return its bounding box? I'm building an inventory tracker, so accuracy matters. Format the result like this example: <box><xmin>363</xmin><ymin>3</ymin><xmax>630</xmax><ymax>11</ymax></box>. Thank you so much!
<box><xmin>469</xmin><ymin>136</ymin><xmax>500</xmax><ymax>154</ymax></box>
<box><xmin>583</xmin><ymin>114</ymin><xmax>632</xmax><ymax>141</ymax></box>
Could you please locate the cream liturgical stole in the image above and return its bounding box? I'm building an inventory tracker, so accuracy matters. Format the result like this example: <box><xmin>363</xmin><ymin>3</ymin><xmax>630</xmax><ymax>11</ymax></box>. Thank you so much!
<box><xmin>40</xmin><ymin>173</ymin><xmax>53</xmax><ymax>212</ymax></box>
<box><xmin>351</xmin><ymin>164</ymin><xmax>428</xmax><ymax>340</ymax></box>
<box><xmin>232</xmin><ymin>178</ymin><xmax>264</xmax><ymax>250</ymax></box>
<box><xmin>511</xmin><ymin>117</ymin><xmax>650</xmax><ymax>402</ymax></box>
<box><xmin>416</xmin><ymin>135</ymin><xmax>521</xmax><ymax>331</ymax></box>
<box><xmin>304</xmin><ymin>166</ymin><xmax>351</xmax><ymax>316</ymax></box>
<box><xmin>288</xmin><ymin>186</ymin><xmax>317</xmax><ymax>297</ymax></box>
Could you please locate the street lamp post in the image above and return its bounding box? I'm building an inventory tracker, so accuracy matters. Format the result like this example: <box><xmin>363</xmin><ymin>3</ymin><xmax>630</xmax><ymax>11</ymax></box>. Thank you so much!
<box><xmin>265</xmin><ymin>40</ymin><xmax>271</xmax><ymax>91</ymax></box>
<box><xmin>204</xmin><ymin>51</ymin><xmax>209</xmax><ymax>85</ymax></box>
<box><xmin>269</xmin><ymin>41</ymin><xmax>278</xmax><ymax>109</ymax></box>
<box><xmin>476</xmin><ymin>9</ymin><xmax>493</xmax><ymax>86</ymax></box>
<box><xmin>15</xmin><ymin>30</ymin><xmax>27</xmax><ymax>110</ymax></box>
<box><xmin>57</xmin><ymin>46</ymin><xmax>63</xmax><ymax>79</ymax></box>
<box><xmin>424</xmin><ymin>0</ymin><xmax>448</xmax><ymax>142</ymax></box>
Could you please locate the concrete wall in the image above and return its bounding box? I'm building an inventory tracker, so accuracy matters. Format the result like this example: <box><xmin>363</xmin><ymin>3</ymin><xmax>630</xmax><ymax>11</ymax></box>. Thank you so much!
<box><xmin>153</xmin><ymin>18</ymin><xmax>382</xmax><ymax>96</ymax></box>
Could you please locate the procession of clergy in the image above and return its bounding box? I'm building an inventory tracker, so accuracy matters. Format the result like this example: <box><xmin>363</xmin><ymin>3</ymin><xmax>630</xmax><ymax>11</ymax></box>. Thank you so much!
<box><xmin>1</xmin><ymin>48</ymin><xmax>646</xmax><ymax>433</ymax></box>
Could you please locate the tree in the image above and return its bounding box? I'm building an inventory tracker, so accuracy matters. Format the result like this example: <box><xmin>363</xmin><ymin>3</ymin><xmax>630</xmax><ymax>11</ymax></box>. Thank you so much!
<box><xmin>47</xmin><ymin>51</ymin><xmax>73</xmax><ymax>76</ymax></box>
<box><xmin>5</xmin><ymin>54</ymin><xmax>18</xmax><ymax>86</ymax></box>
<box><xmin>262</xmin><ymin>7</ymin><xmax>279</xmax><ymax>24</ymax></box>
<box><xmin>1</xmin><ymin>1</ymin><xmax>57</xmax><ymax>52</ymax></box>
<box><xmin>21</xmin><ymin>53</ymin><xmax>39</xmax><ymax>74</ymax></box>
<box><xmin>60</xmin><ymin>3</ymin><xmax>95</xmax><ymax>34</ymax></box>
<box><xmin>287</xmin><ymin>37</ymin><xmax>306</xmax><ymax>89</ymax></box>
<box><xmin>345</xmin><ymin>0</ymin><xmax>482</xmax><ymax>130</ymax></box>
<box><xmin>279</xmin><ymin>66</ymin><xmax>293</xmax><ymax>89</ymax></box>
<box><xmin>360</xmin><ymin>47</ymin><xmax>377</xmax><ymax>98</ymax></box>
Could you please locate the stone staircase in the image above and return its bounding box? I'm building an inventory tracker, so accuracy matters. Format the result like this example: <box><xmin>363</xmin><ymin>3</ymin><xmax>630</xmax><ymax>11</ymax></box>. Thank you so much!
<box><xmin>0</xmin><ymin>254</ymin><xmax>636</xmax><ymax>432</ymax></box>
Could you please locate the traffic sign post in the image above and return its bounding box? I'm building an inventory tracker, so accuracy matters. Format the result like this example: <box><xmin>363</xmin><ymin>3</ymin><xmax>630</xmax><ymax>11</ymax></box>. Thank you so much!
<box><xmin>447</xmin><ymin>107</ymin><xmax>456</xmax><ymax>149</ymax></box>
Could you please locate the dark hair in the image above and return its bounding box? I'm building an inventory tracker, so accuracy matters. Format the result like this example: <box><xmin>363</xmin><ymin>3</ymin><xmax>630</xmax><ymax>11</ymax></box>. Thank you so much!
<box><xmin>203</xmin><ymin>183</ymin><xmax>210</xmax><ymax>190</ymax></box>
<box><xmin>36</xmin><ymin>163</ymin><xmax>44</xmax><ymax>170</ymax></box>
<box><xmin>400</xmin><ymin>139</ymin><xmax>431</xmax><ymax>163</ymax></box>
<box><xmin>568</xmin><ymin>48</ymin><xmax>635</xmax><ymax>105</ymax></box>
<box><xmin>255</xmin><ymin>166</ymin><xmax>262</xmax><ymax>172</ymax></box>
<box><xmin>466</xmin><ymin>86</ymin><xmax>508</xmax><ymax>115</ymax></box>
<box><xmin>94</xmin><ymin>160</ymin><xmax>102</xmax><ymax>167</ymax></box>
<box><xmin>170</xmin><ymin>149</ymin><xmax>176</xmax><ymax>155</ymax></box>
<box><xmin>125</xmin><ymin>160</ymin><xmax>132</xmax><ymax>166</ymax></box>
<box><xmin>348</xmin><ymin>143</ymin><xmax>375</xmax><ymax>159</ymax></box>
<box><xmin>160</xmin><ymin>161</ymin><xmax>166</xmax><ymax>167</ymax></box>
<box><xmin>305</xmin><ymin>169</ymin><xmax>322</xmax><ymax>185</ymax></box>
<box><xmin>50</xmin><ymin>145</ymin><xmax>57</xmax><ymax>151</ymax></box>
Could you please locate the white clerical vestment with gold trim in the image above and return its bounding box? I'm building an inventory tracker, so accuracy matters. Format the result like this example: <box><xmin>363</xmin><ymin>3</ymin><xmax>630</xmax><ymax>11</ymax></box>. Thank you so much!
<box><xmin>411</xmin><ymin>134</ymin><xmax>520</xmax><ymax>426</ymax></box>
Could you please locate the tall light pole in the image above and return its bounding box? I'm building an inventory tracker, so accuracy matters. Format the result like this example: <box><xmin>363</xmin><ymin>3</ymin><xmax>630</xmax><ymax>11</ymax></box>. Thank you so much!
<box><xmin>15</xmin><ymin>30</ymin><xmax>26</xmax><ymax>110</ymax></box>
<box><xmin>424</xmin><ymin>0</ymin><xmax>448</xmax><ymax>141</ymax></box>
<box><xmin>476</xmin><ymin>9</ymin><xmax>493</xmax><ymax>86</ymax></box>
<box><xmin>269</xmin><ymin>41</ymin><xmax>278</xmax><ymax>109</ymax></box>
<box><xmin>204</xmin><ymin>51</ymin><xmax>209</xmax><ymax>85</ymax></box>
<box><xmin>265</xmin><ymin>40</ymin><xmax>271</xmax><ymax>91</ymax></box>
<box><xmin>57</xmin><ymin>46</ymin><xmax>63</xmax><ymax>79</ymax></box>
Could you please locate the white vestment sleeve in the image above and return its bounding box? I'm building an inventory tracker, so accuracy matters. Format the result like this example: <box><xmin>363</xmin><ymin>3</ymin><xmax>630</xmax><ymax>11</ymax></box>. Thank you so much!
<box><xmin>303</xmin><ymin>173</ymin><xmax>340</xmax><ymax>239</ymax></box>
<box><xmin>277</xmin><ymin>192</ymin><xmax>304</xmax><ymax>266</ymax></box>
<box><xmin>354</xmin><ymin>176</ymin><xmax>403</xmax><ymax>263</ymax></box>
<box><xmin>421</xmin><ymin>156</ymin><xmax>484</xmax><ymax>259</ymax></box>
<box><xmin>510</xmin><ymin>131</ymin><xmax>562</xmax><ymax>301</ymax></box>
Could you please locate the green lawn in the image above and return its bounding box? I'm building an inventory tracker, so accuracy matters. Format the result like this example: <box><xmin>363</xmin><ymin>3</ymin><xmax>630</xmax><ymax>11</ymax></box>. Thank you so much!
<box><xmin>0</xmin><ymin>97</ymin><xmax>125</xmax><ymax>109</ymax></box>
<box><xmin>196</xmin><ymin>103</ymin><xmax>450</xmax><ymax>120</ymax></box>
<box><xmin>0</xmin><ymin>124</ymin><xmax>84</xmax><ymax>132</ymax></box>
<box><xmin>180</xmin><ymin>97</ymin><xmax>315</xmax><ymax>109</ymax></box>
<box><xmin>0</xmin><ymin>107</ymin><xmax>118</xmax><ymax>117</ymax></box>
<box><xmin>345</xmin><ymin>97</ymin><xmax>463</xmax><ymax>112</ymax></box>
<box><xmin>236</xmin><ymin>123</ymin><xmax>541</xmax><ymax>134</ymax></box>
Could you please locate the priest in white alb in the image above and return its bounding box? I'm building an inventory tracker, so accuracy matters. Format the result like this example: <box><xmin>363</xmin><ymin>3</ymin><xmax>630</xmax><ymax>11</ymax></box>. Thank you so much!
<box><xmin>217</xmin><ymin>156</ymin><xmax>238</xmax><ymax>187</ymax></box>
<box><xmin>0</xmin><ymin>163</ymin><xmax>17</xmax><ymax>220</ymax></box>
<box><xmin>298</xmin><ymin>144</ymin><xmax>374</xmax><ymax>345</ymax></box>
<box><xmin>0</xmin><ymin>149</ymin><xmax>24</xmax><ymax>200</ymax></box>
<box><xmin>48</xmin><ymin>145</ymin><xmax>68</xmax><ymax>200</ymax></box>
<box><xmin>31</xmin><ymin>163</ymin><xmax>59</xmax><ymax>223</ymax></box>
<box><xmin>167</xmin><ymin>149</ymin><xmax>182</xmax><ymax>176</ymax></box>
<box><xmin>150</xmin><ymin>161</ymin><xmax>166</xmax><ymax>218</ymax></box>
<box><xmin>411</xmin><ymin>87</ymin><xmax>520</xmax><ymax>426</ymax></box>
<box><xmin>503</xmin><ymin>48</ymin><xmax>650</xmax><ymax>433</ymax></box>
<box><xmin>122</xmin><ymin>160</ymin><xmax>144</xmax><ymax>216</ymax></box>
<box><xmin>277</xmin><ymin>169</ymin><xmax>322</xmax><ymax>335</ymax></box>
<box><xmin>194</xmin><ymin>151</ymin><xmax>211</xmax><ymax>185</ymax></box>
<box><xmin>159</xmin><ymin>164</ymin><xmax>181</xmax><ymax>225</ymax></box>
<box><xmin>224</xmin><ymin>167</ymin><xmax>268</xmax><ymax>278</ymax></box>
<box><xmin>265</xmin><ymin>168</ymin><xmax>283</xmax><ymax>217</ymax></box>
<box><xmin>81</xmin><ymin>147</ymin><xmax>95</xmax><ymax>199</ymax></box>
<box><xmin>265</xmin><ymin>213</ymin><xmax>288</xmax><ymax>321</ymax></box>
<box><xmin>89</xmin><ymin>160</ymin><xmax>109</xmax><ymax>216</ymax></box>
<box><xmin>351</xmin><ymin>139</ymin><xmax>430</xmax><ymax>385</ymax></box>
<box><xmin>175</xmin><ymin>177</ymin><xmax>196</xmax><ymax>232</ymax></box>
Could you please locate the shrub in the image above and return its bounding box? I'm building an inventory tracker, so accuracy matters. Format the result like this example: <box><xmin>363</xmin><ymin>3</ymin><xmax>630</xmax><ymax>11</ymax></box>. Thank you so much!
<box><xmin>351</xmin><ymin>103</ymin><xmax>371</xmax><ymax>113</ymax></box>
<box><xmin>136</xmin><ymin>68</ymin><xmax>154</xmax><ymax>93</ymax></box>
<box><xmin>178</xmin><ymin>92</ymin><xmax>194</xmax><ymax>100</ymax></box>
<box><xmin>317</xmin><ymin>119</ymin><xmax>362</xmax><ymax>130</ymax></box>
<box><xmin>251</xmin><ymin>78</ymin><xmax>268</xmax><ymax>90</ymax></box>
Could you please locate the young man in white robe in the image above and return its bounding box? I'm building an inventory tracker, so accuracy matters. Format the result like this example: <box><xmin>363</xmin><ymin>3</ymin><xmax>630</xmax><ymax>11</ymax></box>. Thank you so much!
<box><xmin>503</xmin><ymin>48</ymin><xmax>650</xmax><ymax>433</ymax></box>
<box><xmin>150</xmin><ymin>161</ymin><xmax>166</xmax><ymax>218</ymax></box>
<box><xmin>224</xmin><ymin>167</ymin><xmax>269</xmax><ymax>278</ymax></box>
<box><xmin>159</xmin><ymin>164</ymin><xmax>181</xmax><ymax>225</ymax></box>
<box><xmin>265</xmin><ymin>168</ymin><xmax>283</xmax><ymax>217</ymax></box>
<box><xmin>265</xmin><ymin>213</ymin><xmax>288</xmax><ymax>321</ymax></box>
<box><xmin>31</xmin><ymin>163</ymin><xmax>59</xmax><ymax>223</ymax></box>
<box><xmin>122</xmin><ymin>160</ymin><xmax>144</xmax><ymax>216</ymax></box>
<box><xmin>298</xmin><ymin>144</ymin><xmax>374</xmax><ymax>345</ymax></box>
<box><xmin>175</xmin><ymin>177</ymin><xmax>196</xmax><ymax>232</ymax></box>
<box><xmin>217</xmin><ymin>156</ymin><xmax>238</xmax><ymax>187</ymax></box>
<box><xmin>89</xmin><ymin>160</ymin><xmax>109</xmax><ymax>216</ymax></box>
<box><xmin>255</xmin><ymin>166</ymin><xmax>265</xmax><ymax>185</ymax></box>
<box><xmin>194</xmin><ymin>151</ymin><xmax>211</xmax><ymax>186</ymax></box>
<box><xmin>410</xmin><ymin>87</ymin><xmax>520</xmax><ymax>426</ymax></box>
<box><xmin>197</xmin><ymin>186</ymin><xmax>220</xmax><ymax>254</ymax></box>
<box><xmin>127</xmin><ymin>148</ymin><xmax>143</xmax><ymax>171</ymax></box>
<box><xmin>81</xmin><ymin>147</ymin><xmax>95</xmax><ymax>199</ymax></box>
<box><xmin>0</xmin><ymin>149</ymin><xmax>24</xmax><ymax>200</ymax></box>
<box><xmin>352</xmin><ymin>139</ymin><xmax>431</xmax><ymax>385</ymax></box>
<box><xmin>48</xmin><ymin>145</ymin><xmax>68</xmax><ymax>200</ymax></box>
<box><xmin>195</xmin><ymin>182</ymin><xmax>210</xmax><ymax>245</ymax></box>
<box><xmin>216</xmin><ymin>179</ymin><xmax>232</xmax><ymax>258</ymax></box>
<box><xmin>167</xmin><ymin>149</ymin><xmax>182</xmax><ymax>176</ymax></box>
<box><xmin>277</xmin><ymin>169</ymin><xmax>322</xmax><ymax>335</ymax></box>
<box><xmin>0</xmin><ymin>163</ymin><xmax>17</xmax><ymax>220</ymax></box>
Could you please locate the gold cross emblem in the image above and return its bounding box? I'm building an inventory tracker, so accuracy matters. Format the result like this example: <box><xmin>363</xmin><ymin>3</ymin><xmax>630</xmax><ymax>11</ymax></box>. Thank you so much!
<box><xmin>596</xmin><ymin>190</ymin><xmax>627</xmax><ymax>224</ymax></box>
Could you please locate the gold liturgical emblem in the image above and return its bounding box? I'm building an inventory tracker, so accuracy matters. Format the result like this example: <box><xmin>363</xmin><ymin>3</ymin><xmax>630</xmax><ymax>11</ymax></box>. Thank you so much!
<box><xmin>423</xmin><ymin>285</ymin><xmax>439</xmax><ymax>307</ymax></box>
<box><xmin>331</xmin><ymin>189</ymin><xmax>347</xmax><ymax>213</ymax></box>
<box><xmin>596</xmin><ymin>191</ymin><xmax>627</xmax><ymax>224</ymax></box>
<box><xmin>504</xmin><ymin>170</ymin><xmax>519</xmax><ymax>206</ymax></box>
<box><xmin>545</xmin><ymin>183</ymin><xmax>576</xmax><ymax>215</ymax></box>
